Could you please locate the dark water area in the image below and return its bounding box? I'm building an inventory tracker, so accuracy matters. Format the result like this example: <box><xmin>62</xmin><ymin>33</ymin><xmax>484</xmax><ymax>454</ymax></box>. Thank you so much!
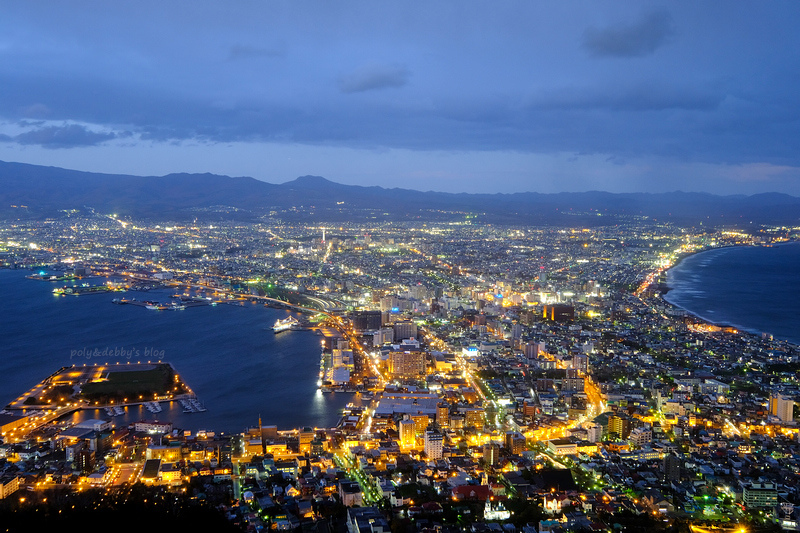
<box><xmin>0</xmin><ymin>269</ymin><xmax>355</xmax><ymax>433</ymax></box>
<box><xmin>665</xmin><ymin>242</ymin><xmax>800</xmax><ymax>345</ymax></box>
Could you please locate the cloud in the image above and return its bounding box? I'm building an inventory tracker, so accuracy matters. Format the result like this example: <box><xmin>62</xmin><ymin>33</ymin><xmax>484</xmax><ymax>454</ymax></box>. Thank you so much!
<box><xmin>338</xmin><ymin>64</ymin><xmax>410</xmax><ymax>93</ymax></box>
<box><xmin>535</xmin><ymin>82</ymin><xmax>723</xmax><ymax>112</ymax></box>
<box><xmin>227</xmin><ymin>44</ymin><xmax>285</xmax><ymax>60</ymax></box>
<box><xmin>13</xmin><ymin>124</ymin><xmax>116</xmax><ymax>149</ymax></box>
<box><xmin>20</xmin><ymin>103</ymin><xmax>51</xmax><ymax>118</ymax></box>
<box><xmin>582</xmin><ymin>9</ymin><xmax>675</xmax><ymax>57</ymax></box>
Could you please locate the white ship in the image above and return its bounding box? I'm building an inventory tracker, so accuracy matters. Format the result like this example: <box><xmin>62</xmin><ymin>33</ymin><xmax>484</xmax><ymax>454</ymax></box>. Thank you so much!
<box><xmin>273</xmin><ymin>316</ymin><xmax>300</xmax><ymax>333</ymax></box>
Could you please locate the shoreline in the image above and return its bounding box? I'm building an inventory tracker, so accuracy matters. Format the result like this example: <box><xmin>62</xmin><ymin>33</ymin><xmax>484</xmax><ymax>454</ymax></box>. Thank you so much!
<box><xmin>661</xmin><ymin>241</ymin><xmax>800</xmax><ymax>346</ymax></box>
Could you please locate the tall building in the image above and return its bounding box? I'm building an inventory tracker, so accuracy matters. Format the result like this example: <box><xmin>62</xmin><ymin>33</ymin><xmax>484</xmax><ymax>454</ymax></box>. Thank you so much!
<box><xmin>483</xmin><ymin>443</ymin><xmax>500</xmax><ymax>466</ymax></box>
<box><xmin>770</xmin><ymin>393</ymin><xmax>794</xmax><ymax>422</ymax></box>
<box><xmin>380</xmin><ymin>295</ymin><xmax>399</xmax><ymax>313</ymax></box>
<box><xmin>572</xmin><ymin>354</ymin><xmax>589</xmax><ymax>373</ymax></box>
<box><xmin>388</xmin><ymin>351</ymin><xmax>426</xmax><ymax>379</ymax></box>
<box><xmin>399</xmin><ymin>418</ymin><xmax>416</xmax><ymax>450</ymax></box>
<box><xmin>663</xmin><ymin>453</ymin><xmax>683</xmax><ymax>482</ymax></box>
<box><xmin>436</xmin><ymin>403</ymin><xmax>450</xmax><ymax>428</ymax></box>
<box><xmin>586</xmin><ymin>423</ymin><xmax>602</xmax><ymax>443</ymax></box>
<box><xmin>463</xmin><ymin>407</ymin><xmax>485</xmax><ymax>430</ymax></box>
<box><xmin>350</xmin><ymin>310</ymin><xmax>382</xmax><ymax>333</ymax></box>
<box><xmin>505</xmin><ymin>431</ymin><xmax>526</xmax><ymax>455</ymax></box>
<box><xmin>76</xmin><ymin>448</ymin><xmax>95</xmax><ymax>474</ymax></box>
<box><xmin>543</xmin><ymin>304</ymin><xmax>574</xmax><ymax>322</ymax></box>
<box><xmin>608</xmin><ymin>414</ymin><xmax>633</xmax><ymax>439</ymax></box>
<box><xmin>629</xmin><ymin>426</ymin><xmax>652</xmax><ymax>447</ymax></box>
<box><xmin>743</xmin><ymin>482</ymin><xmax>778</xmax><ymax>509</ymax></box>
<box><xmin>523</xmin><ymin>342</ymin><xmax>542</xmax><ymax>359</ymax></box>
<box><xmin>392</xmin><ymin>320</ymin><xmax>418</xmax><ymax>341</ymax></box>
<box><xmin>424</xmin><ymin>431</ymin><xmax>443</xmax><ymax>460</ymax></box>
<box><xmin>411</xmin><ymin>414</ymin><xmax>429</xmax><ymax>435</ymax></box>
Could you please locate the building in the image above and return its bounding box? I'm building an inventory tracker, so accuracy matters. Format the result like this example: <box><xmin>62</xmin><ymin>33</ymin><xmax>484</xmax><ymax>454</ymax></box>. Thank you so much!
<box><xmin>572</xmin><ymin>354</ymin><xmax>588</xmax><ymax>373</ymax></box>
<box><xmin>629</xmin><ymin>426</ymin><xmax>652</xmax><ymax>447</ymax></box>
<box><xmin>76</xmin><ymin>448</ymin><xmax>96</xmax><ymax>474</ymax></box>
<box><xmin>505</xmin><ymin>431</ymin><xmax>526</xmax><ymax>455</ymax></box>
<box><xmin>399</xmin><ymin>418</ymin><xmax>416</xmax><ymax>449</ymax></box>
<box><xmin>424</xmin><ymin>431</ymin><xmax>443</xmax><ymax>460</ymax></box>
<box><xmin>463</xmin><ymin>407</ymin><xmax>485</xmax><ymax>429</ymax></box>
<box><xmin>547</xmin><ymin>439</ymin><xmax>577</xmax><ymax>456</ymax></box>
<box><xmin>134</xmin><ymin>420</ymin><xmax>173</xmax><ymax>434</ymax></box>
<box><xmin>663</xmin><ymin>453</ymin><xmax>683</xmax><ymax>482</ymax></box>
<box><xmin>0</xmin><ymin>476</ymin><xmax>21</xmax><ymax>499</ymax></box>
<box><xmin>388</xmin><ymin>351</ymin><xmax>426</xmax><ymax>379</ymax></box>
<box><xmin>770</xmin><ymin>393</ymin><xmax>794</xmax><ymax>422</ymax></box>
<box><xmin>483</xmin><ymin>442</ymin><xmax>500</xmax><ymax>466</ymax></box>
<box><xmin>350</xmin><ymin>311</ymin><xmax>382</xmax><ymax>333</ymax></box>
<box><xmin>340</xmin><ymin>480</ymin><xmax>364</xmax><ymax>507</ymax></box>
<box><xmin>392</xmin><ymin>320</ymin><xmax>418</xmax><ymax>341</ymax></box>
<box><xmin>743</xmin><ymin>482</ymin><xmax>778</xmax><ymax>509</ymax></box>
<box><xmin>436</xmin><ymin>403</ymin><xmax>450</xmax><ymax>427</ymax></box>
<box><xmin>347</xmin><ymin>506</ymin><xmax>389</xmax><ymax>533</ymax></box>
<box><xmin>586</xmin><ymin>424</ymin><xmax>602</xmax><ymax>443</ymax></box>
<box><xmin>543</xmin><ymin>304</ymin><xmax>574</xmax><ymax>322</ymax></box>
<box><xmin>608</xmin><ymin>414</ymin><xmax>633</xmax><ymax>439</ymax></box>
<box><xmin>141</xmin><ymin>459</ymin><xmax>162</xmax><ymax>484</ymax></box>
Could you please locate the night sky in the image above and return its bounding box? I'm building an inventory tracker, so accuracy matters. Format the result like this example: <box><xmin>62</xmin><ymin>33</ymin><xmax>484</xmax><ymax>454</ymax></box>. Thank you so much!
<box><xmin>1</xmin><ymin>2</ymin><xmax>799</xmax><ymax>194</ymax></box>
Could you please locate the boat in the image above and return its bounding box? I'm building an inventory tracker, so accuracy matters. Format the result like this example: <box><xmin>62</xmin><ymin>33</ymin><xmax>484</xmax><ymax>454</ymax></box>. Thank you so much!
<box><xmin>273</xmin><ymin>316</ymin><xmax>300</xmax><ymax>333</ymax></box>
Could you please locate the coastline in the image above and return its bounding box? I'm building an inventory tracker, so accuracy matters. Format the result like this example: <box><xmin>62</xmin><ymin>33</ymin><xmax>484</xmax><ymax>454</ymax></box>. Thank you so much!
<box><xmin>0</xmin><ymin>269</ymin><xmax>354</xmax><ymax>432</ymax></box>
<box><xmin>661</xmin><ymin>241</ymin><xmax>800</xmax><ymax>346</ymax></box>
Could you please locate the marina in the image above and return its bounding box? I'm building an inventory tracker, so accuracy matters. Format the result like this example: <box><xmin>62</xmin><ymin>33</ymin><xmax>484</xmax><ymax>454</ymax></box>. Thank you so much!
<box><xmin>179</xmin><ymin>398</ymin><xmax>207</xmax><ymax>413</ymax></box>
<box><xmin>1</xmin><ymin>269</ymin><xmax>356</xmax><ymax>432</ymax></box>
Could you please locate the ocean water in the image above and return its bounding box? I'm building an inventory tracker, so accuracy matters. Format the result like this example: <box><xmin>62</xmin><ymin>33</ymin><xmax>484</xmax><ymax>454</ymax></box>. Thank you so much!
<box><xmin>665</xmin><ymin>242</ymin><xmax>800</xmax><ymax>345</ymax></box>
<box><xmin>0</xmin><ymin>269</ymin><xmax>355</xmax><ymax>433</ymax></box>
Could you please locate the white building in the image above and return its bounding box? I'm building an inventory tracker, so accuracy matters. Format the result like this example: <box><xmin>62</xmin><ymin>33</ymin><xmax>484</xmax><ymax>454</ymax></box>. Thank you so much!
<box><xmin>424</xmin><ymin>431</ymin><xmax>443</xmax><ymax>460</ymax></box>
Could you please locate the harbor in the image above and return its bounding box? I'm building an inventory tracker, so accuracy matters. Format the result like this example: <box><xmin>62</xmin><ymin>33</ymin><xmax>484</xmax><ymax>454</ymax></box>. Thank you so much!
<box><xmin>1</xmin><ymin>268</ymin><xmax>355</xmax><ymax>432</ymax></box>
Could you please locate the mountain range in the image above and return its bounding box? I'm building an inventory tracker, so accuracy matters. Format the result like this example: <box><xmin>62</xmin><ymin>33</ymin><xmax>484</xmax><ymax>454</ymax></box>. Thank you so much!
<box><xmin>1</xmin><ymin>159</ymin><xmax>799</xmax><ymax>226</ymax></box>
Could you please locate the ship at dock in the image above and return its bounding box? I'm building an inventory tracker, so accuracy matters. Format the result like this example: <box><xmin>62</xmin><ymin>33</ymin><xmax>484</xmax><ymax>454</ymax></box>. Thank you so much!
<box><xmin>273</xmin><ymin>316</ymin><xmax>300</xmax><ymax>333</ymax></box>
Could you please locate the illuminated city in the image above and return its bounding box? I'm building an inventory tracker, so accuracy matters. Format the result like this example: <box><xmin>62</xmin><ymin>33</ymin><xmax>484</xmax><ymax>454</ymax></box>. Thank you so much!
<box><xmin>2</xmin><ymin>2</ymin><xmax>800</xmax><ymax>532</ymax></box>
<box><xmin>0</xmin><ymin>213</ymin><xmax>798</xmax><ymax>532</ymax></box>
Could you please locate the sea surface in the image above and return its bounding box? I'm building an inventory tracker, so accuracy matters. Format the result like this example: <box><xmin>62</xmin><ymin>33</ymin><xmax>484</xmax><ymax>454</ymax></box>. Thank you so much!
<box><xmin>665</xmin><ymin>242</ymin><xmax>800</xmax><ymax>345</ymax></box>
<box><xmin>0</xmin><ymin>269</ymin><xmax>356</xmax><ymax>433</ymax></box>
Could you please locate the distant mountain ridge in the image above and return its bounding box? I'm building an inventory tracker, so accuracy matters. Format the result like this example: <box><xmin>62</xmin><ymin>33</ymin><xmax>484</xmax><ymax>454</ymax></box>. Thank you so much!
<box><xmin>1</xmin><ymin>159</ymin><xmax>799</xmax><ymax>226</ymax></box>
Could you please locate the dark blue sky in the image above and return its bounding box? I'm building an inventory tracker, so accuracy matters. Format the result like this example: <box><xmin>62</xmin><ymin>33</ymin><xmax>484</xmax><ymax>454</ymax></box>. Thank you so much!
<box><xmin>1</xmin><ymin>2</ymin><xmax>799</xmax><ymax>194</ymax></box>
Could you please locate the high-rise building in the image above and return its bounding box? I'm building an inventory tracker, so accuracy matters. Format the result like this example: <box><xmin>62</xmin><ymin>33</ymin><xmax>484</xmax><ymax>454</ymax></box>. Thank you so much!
<box><xmin>608</xmin><ymin>414</ymin><xmax>633</xmax><ymax>439</ymax></box>
<box><xmin>504</xmin><ymin>431</ymin><xmax>526</xmax><ymax>455</ymax></box>
<box><xmin>349</xmin><ymin>310</ymin><xmax>382</xmax><ymax>333</ymax></box>
<box><xmin>436</xmin><ymin>403</ymin><xmax>450</xmax><ymax>427</ymax></box>
<box><xmin>743</xmin><ymin>482</ymin><xmax>778</xmax><ymax>509</ymax></box>
<box><xmin>586</xmin><ymin>423</ymin><xmax>602</xmax><ymax>443</ymax></box>
<box><xmin>411</xmin><ymin>414</ymin><xmax>429</xmax><ymax>435</ymax></box>
<box><xmin>663</xmin><ymin>453</ymin><xmax>683</xmax><ymax>482</ymax></box>
<box><xmin>770</xmin><ymin>393</ymin><xmax>794</xmax><ymax>422</ymax></box>
<box><xmin>388</xmin><ymin>351</ymin><xmax>426</xmax><ymax>379</ymax></box>
<box><xmin>380</xmin><ymin>295</ymin><xmax>399</xmax><ymax>313</ymax></box>
<box><xmin>523</xmin><ymin>342</ymin><xmax>541</xmax><ymax>359</ymax></box>
<box><xmin>463</xmin><ymin>407</ymin><xmax>485</xmax><ymax>430</ymax></box>
<box><xmin>572</xmin><ymin>354</ymin><xmax>589</xmax><ymax>373</ymax></box>
<box><xmin>424</xmin><ymin>431</ymin><xmax>443</xmax><ymax>460</ymax></box>
<box><xmin>399</xmin><ymin>418</ymin><xmax>416</xmax><ymax>449</ymax></box>
<box><xmin>392</xmin><ymin>320</ymin><xmax>418</xmax><ymax>341</ymax></box>
<box><xmin>76</xmin><ymin>448</ymin><xmax>95</xmax><ymax>474</ymax></box>
<box><xmin>629</xmin><ymin>426</ymin><xmax>652</xmax><ymax>447</ymax></box>
<box><xmin>483</xmin><ymin>443</ymin><xmax>500</xmax><ymax>466</ymax></box>
<box><xmin>543</xmin><ymin>304</ymin><xmax>574</xmax><ymax>322</ymax></box>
